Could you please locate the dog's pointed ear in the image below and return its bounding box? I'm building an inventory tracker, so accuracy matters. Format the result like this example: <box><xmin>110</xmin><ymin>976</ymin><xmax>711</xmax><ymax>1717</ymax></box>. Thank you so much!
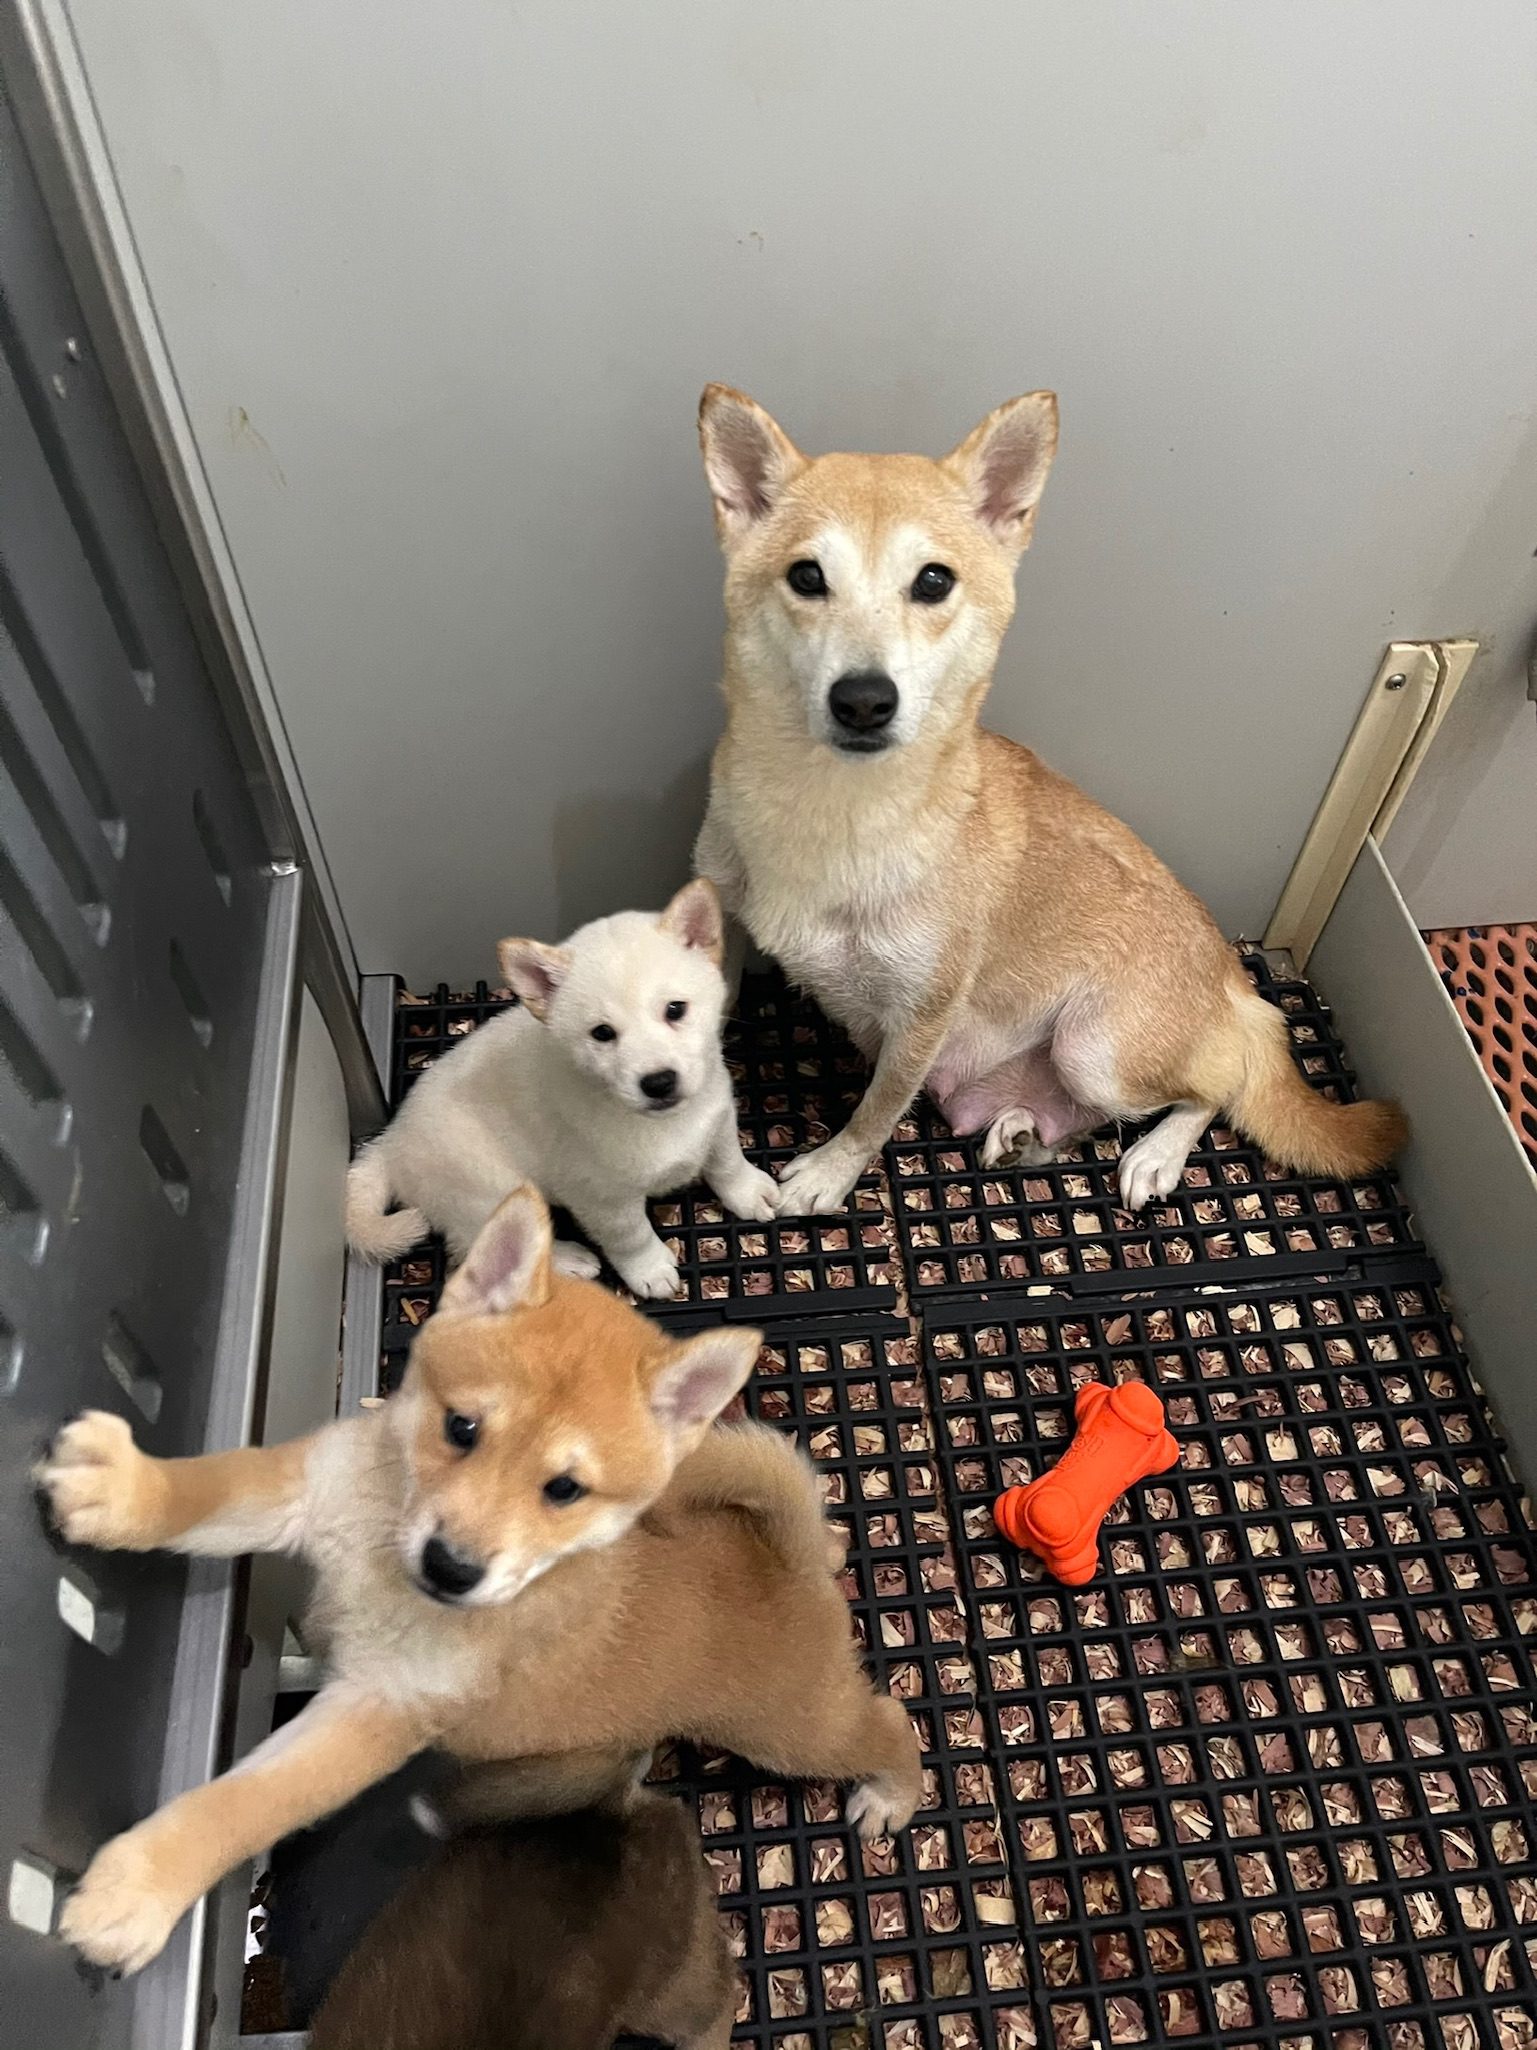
<box><xmin>439</xmin><ymin>1186</ymin><xmax>553</xmax><ymax>1317</ymax></box>
<box><xmin>659</xmin><ymin>877</ymin><xmax>724</xmax><ymax>965</ymax></box>
<box><xmin>698</xmin><ymin>385</ymin><xmax>804</xmax><ymax>544</ymax></box>
<box><xmin>649</xmin><ymin>1326</ymin><xmax>761</xmax><ymax>1432</ymax></box>
<box><xmin>498</xmin><ymin>938</ymin><xmax>571</xmax><ymax>1022</ymax></box>
<box><xmin>943</xmin><ymin>392</ymin><xmax>1059</xmax><ymax>552</ymax></box>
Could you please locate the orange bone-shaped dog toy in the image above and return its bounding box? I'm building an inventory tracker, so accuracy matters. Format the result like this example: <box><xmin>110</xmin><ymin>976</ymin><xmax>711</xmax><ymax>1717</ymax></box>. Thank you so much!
<box><xmin>993</xmin><ymin>1380</ymin><xmax>1178</xmax><ymax>1585</ymax></box>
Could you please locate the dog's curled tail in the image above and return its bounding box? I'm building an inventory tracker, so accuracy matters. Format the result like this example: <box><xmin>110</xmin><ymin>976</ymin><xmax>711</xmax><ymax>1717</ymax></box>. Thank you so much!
<box><xmin>1227</xmin><ymin>984</ymin><xmax>1407</xmax><ymax>1179</ymax></box>
<box><xmin>671</xmin><ymin>1421</ymin><xmax>843</xmax><ymax>1579</ymax></box>
<box><xmin>345</xmin><ymin>1139</ymin><xmax>429</xmax><ymax>1263</ymax></box>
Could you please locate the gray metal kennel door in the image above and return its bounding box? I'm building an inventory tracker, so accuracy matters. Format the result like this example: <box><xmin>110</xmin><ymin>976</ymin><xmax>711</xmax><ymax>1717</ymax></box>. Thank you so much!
<box><xmin>0</xmin><ymin>80</ymin><xmax>303</xmax><ymax>2050</ymax></box>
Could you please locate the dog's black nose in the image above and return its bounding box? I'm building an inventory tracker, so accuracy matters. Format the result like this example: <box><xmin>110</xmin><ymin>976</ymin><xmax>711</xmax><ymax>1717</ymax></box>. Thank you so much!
<box><xmin>828</xmin><ymin>671</ymin><xmax>898</xmax><ymax>735</ymax></box>
<box><xmin>640</xmin><ymin>1067</ymin><xmax>679</xmax><ymax>1102</ymax></box>
<box><xmin>420</xmin><ymin>1534</ymin><xmax>485</xmax><ymax>1600</ymax></box>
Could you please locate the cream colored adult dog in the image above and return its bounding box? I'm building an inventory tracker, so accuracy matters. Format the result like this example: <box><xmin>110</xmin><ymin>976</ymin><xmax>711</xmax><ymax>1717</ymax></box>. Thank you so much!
<box><xmin>37</xmin><ymin>1188</ymin><xmax>919</xmax><ymax>1976</ymax></box>
<box><xmin>694</xmin><ymin>386</ymin><xmax>1406</xmax><ymax>1215</ymax></box>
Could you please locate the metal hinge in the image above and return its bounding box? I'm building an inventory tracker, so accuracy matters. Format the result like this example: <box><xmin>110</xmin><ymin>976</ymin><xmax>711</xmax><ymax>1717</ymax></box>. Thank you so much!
<box><xmin>1265</xmin><ymin>638</ymin><xmax>1478</xmax><ymax>967</ymax></box>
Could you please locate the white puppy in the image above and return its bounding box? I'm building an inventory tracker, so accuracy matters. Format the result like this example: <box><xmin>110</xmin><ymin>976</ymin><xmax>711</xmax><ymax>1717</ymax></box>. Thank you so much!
<box><xmin>346</xmin><ymin>879</ymin><xmax>778</xmax><ymax>1299</ymax></box>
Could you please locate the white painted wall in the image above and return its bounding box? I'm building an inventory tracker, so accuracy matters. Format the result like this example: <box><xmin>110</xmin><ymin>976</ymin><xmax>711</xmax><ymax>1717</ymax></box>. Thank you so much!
<box><xmin>65</xmin><ymin>0</ymin><xmax>1537</xmax><ymax>986</ymax></box>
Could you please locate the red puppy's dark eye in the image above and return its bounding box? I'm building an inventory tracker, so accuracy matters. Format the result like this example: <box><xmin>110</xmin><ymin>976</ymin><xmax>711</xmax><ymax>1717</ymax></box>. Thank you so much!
<box><xmin>444</xmin><ymin>1411</ymin><xmax>478</xmax><ymax>1452</ymax></box>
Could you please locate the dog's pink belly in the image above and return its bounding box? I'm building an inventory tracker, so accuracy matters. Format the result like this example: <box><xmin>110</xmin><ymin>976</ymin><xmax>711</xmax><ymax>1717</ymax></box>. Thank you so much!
<box><xmin>927</xmin><ymin>1045</ymin><xmax>1098</xmax><ymax>1146</ymax></box>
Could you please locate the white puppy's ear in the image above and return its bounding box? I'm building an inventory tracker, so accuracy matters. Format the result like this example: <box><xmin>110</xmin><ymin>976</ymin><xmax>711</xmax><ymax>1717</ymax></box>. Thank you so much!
<box><xmin>649</xmin><ymin>1325</ymin><xmax>761</xmax><ymax>1430</ymax></box>
<box><xmin>498</xmin><ymin>938</ymin><xmax>571</xmax><ymax>1022</ymax></box>
<box><xmin>440</xmin><ymin>1186</ymin><xmax>553</xmax><ymax>1317</ymax></box>
<box><xmin>698</xmin><ymin>385</ymin><xmax>804</xmax><ymax>544</ymax></box>
<box><xmin>659</xmin><ymin>877</ymin><xmax>724</xmax><ymax>965</ymax></box>
<box><xmin>943</xmin><ymin>392</ymin><xmax>1059</xmax><ymax>552</ymax></box>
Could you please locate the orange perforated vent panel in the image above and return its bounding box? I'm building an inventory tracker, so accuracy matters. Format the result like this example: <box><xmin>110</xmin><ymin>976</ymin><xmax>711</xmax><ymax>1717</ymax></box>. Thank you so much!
<box><xmin>1426</xmin><ymin>923</ymin><xmax>1537</xmax><ymax>1169</ymax></box>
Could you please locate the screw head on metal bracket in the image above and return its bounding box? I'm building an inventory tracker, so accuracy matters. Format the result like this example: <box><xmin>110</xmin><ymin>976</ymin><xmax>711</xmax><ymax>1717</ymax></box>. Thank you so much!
<box><xmin>1384</xmin><ymin>672</ymin><xmax>1408</xmax><ymax>690</ymax></box>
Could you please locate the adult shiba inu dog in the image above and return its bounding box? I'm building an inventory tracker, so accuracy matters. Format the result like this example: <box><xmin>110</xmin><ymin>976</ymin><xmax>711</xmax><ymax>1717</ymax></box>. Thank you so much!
<box><xmin>346</xmin><ymin>878</ymin><xmax>779</xmax><ymax>1299</ymax></box>
<box><xmin>38</xmin><ymin>1187</ymin><xmax>919</xmax><ymax>1976</ymax></box>
<box><xmin>693</xmin><ymin>386</ymin><xmax>1406</xmax><ymax>1215</ymax></box>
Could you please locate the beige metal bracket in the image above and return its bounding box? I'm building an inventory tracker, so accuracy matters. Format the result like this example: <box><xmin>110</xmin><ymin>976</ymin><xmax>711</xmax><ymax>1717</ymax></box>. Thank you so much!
<box><xmin>1264</xmin><ymin>639</ymin><xmax>1478</xmax><ymax>967</ymax></box>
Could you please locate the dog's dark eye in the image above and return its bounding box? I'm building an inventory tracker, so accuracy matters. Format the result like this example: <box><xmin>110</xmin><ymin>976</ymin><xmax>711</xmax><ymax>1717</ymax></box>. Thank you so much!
<box><xmin>444</xmin><ymin>1411</ymin><xmax>479</xmax><ymax>1452</ymax></box>
<box><xmin>786</xmin><ymin>559</ymin><xmax>828</xmax><ymax>599</ymax></box>
<box><xmin>664</xmin><ymin>1000</ymin><xmax>687</xmax><ymax>1023</ymax></box>
<box><xmin>543</xmin><ymin>1474</ymin><xmax>587</xmax><ymax>1506</ymax></box>
<box><xmin>590</xmin><ymin>1023</ymin><xmax>617</xmax><ymax>1042</ymax></box>
<box><xmin>911</xmin><ymin>563</ymin><xmax>956</xmax><ymax>604</ymax></box>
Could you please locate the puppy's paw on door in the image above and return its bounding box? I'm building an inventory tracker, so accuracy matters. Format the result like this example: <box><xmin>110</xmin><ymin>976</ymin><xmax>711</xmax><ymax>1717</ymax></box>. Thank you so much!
<box><xmin>59</xmin><ymin>1831</ymin><xmax>181</xmax><ymax>1974</ymax></box>
<box><xmin>36</xmin><ymin>1410</ymin><xmax>165</xmax><ymax>1552</ymax></box>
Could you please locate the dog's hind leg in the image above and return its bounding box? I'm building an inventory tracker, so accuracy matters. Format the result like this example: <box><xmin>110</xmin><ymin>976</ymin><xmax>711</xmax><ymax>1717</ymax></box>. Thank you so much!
<box><xmin>979</xmin><ymin>1109</ymin><xmax>1058</xmax><ymax>1171</ymax></box>
<box><xmin>420</xmin><ymin>1745</ymin><xmax>649</xmax><ymax>1834</ymax></box>
<box><xmin>931</xmin><ymin>1044</ymin><xmax>1096</xmax><ymax>1170</ymax></box>
<box><xmin>842</xmin><ymin>1695</ymin><xmax>926</xmax><ymax>1838</ymax></box>
<box><xmin>720</xmin><ymin>1687</ymin><xmax>922</xmax><ymax>1841</ymax></box>
<box><xmin>656</xmin><ymin>1984</ymin><xmax>737</xmax><ymax>2050</ymax></box>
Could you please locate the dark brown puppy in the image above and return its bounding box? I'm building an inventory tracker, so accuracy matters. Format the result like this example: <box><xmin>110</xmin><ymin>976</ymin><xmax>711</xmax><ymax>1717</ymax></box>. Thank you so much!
<box><xmin>309</xmin><ymin>1788</ymin><xmax>735</xmax><ymax>2050</ymax></box>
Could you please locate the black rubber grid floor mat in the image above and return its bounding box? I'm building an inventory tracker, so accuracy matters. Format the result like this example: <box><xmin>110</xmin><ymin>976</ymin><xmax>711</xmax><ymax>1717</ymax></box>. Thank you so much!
<box><xmin>323</xmin><ymin>960</ymin><xmax>1537</xmax><ymax>2050</ymax></box>
<box><xmin>886</xmin><ymin>953</ymin><xmax>1422</xmax><ymax>1304</ymax></box>
<box><xmin>919</xmin><ymin>1285</ymin><xmax>1537</xmax><ymax>2049</ymax></box>
<box><xmin>647</xmin><ymin>1313</ymin><xmax>1037</xmax><ymax>2050</ymax></box>
<box><xmin>378</xmin><ymin>980</ymin><xmax>898</xmax><ymax>1362</ymax></box>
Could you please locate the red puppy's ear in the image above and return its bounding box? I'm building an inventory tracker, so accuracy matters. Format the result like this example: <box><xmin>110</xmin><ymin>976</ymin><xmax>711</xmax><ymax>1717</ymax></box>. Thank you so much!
<box><xmin>648</xmin><ymin>1326</ymin><xmax>762</xmax><ymax>1430</ymax></box>
<box><xmin>439</xmin><ymin>1186</ymin><xmax>553</xmax><ymax>1317</ymax></box>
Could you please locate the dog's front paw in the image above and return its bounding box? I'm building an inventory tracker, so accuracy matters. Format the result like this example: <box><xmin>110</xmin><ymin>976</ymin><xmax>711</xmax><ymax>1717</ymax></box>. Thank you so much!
<box><xmin>716</xmin><ymin>1162</ymin><xmax>780</xmax><ymax>1224</ymax></box>
<box><xmin>615</xmin><ymin>1241</ymin><xmax>682</xmax><ymax>1301</ymax></box>
<box><xmin>59</xmin><ymin>1831</ymin><xmax>182</xmax><ymax>1974</ymax></box>
<box><xmin>775</xmin><ymin>1143</ymin><xmax>863</xmax><ymax>1217</ymax></box>
<box><xmin>36</xmin><ymin>1411</ymin><xmax>166</xmax><ymax>1552</ymax></box>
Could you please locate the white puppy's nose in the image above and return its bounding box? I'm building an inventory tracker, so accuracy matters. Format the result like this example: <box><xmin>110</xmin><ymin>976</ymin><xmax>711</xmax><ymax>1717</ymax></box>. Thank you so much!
<box><xmin>640</xmin><ymin>1067</ymin><xmax>679</xmax><ymax>1103</ymax></box>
